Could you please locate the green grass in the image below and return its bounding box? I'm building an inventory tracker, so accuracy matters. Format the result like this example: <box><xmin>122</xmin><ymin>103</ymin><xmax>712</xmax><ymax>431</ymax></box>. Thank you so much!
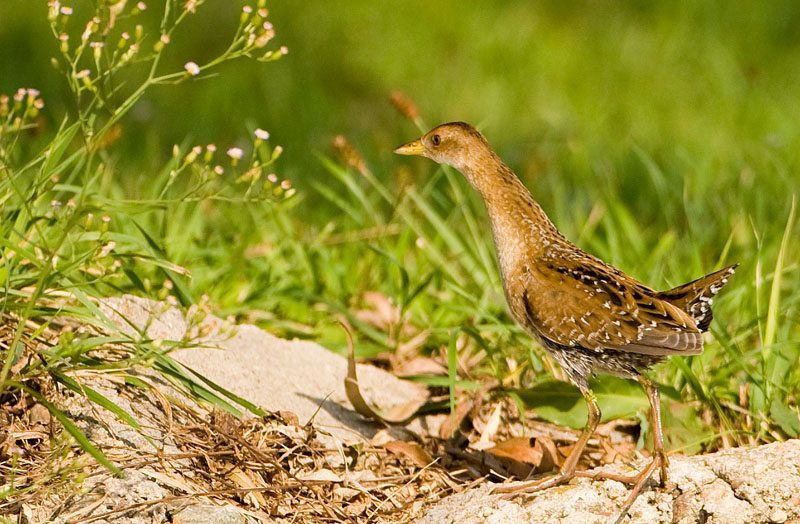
<box><xmin>0</xmin><ymin>0</ymin><xmax>285</xmax><ymax>499</ymax></box>
<box><xmin>0</xmin><ymin>0</ymin><xmax>799</xmax><ymax>494</ymax></box>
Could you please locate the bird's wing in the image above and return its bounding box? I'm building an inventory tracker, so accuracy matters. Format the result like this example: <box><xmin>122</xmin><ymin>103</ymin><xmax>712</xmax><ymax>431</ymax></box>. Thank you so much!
<box><xmin>521</xmin><ymin>257</ymin><xmax>703</xmax><ymax>356</ymax></box>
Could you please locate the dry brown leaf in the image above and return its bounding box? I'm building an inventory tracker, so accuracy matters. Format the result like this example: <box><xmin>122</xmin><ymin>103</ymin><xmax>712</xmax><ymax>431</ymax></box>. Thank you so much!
<box><xmin>272</xmin><ymin>424</ymin><xmax>305</xmax><ymax>440</ymax></box>
<box><xmin>486</xmin><ymin>436</ymin><xmax>560</xmax><ymax>478</ymax></box>
<box><xmin>439</xmin><ymin>398</ymin><xmax>473</xmax><ymax>440</ymax></box>
<box><xmin>477</xmin><ymin>403</ymin><xmax>503</xmax><ymax>445</ymax></box>
<box><xmin>379</xmin><ymin>398</ymin><xmax>427</xmax><ymax>422</ymax></box>
<box><xmin>382</xmin><ymin>440</ymin><xmax>434</xmax><ymax>468</ymax></box>
<box><xmin>343</xmin><ymin>469</ymin><xmax>378</xmax><ymax>484</ymax></box>
<box><xmin>297</xmin><ymin>468</ymin><xmax>343</xmax><ymax>482</ymax></box>
<box><xmin>391</xmin><ymin>356</ymin><xmax>447</xmax><ymax>377</ymax></box>
<box><xmin>355</xmin><ymin>291</ymin><xmax>398</xmax><ymax>331</ymax></box>
<box><xmin>536</xmin><ymin>435</ymin><xmax>561</xmax><ymax>469</ymax></box>
<box><xmin>369</xmin><ymin>428</ymin><xmax>395</xmax><ymax>446</ymax></box>
<box><xmin>343</xmin><ymin>499</ymin><xmax>370</xmax><ymax>517</ymax></box>
<box><xmin>395</xmin><ymin>329</ymin><xmax>430</xmax><ymax>362</ymax></box>
<box><xmin>332</xmin><ymin>486</ymin><xmax>361</xmax><ymax>501</ymax></box>
<box><xmin>342</xmin><ymin>322</ymin><xmax>427</xmax><ymax>424</ymax></box>
<box><xmin>488</xmin><ymin>437</ymin><xmax>542</xmax><ymax>464</ymax></box>
<box><xmin>227</xmin><ymin>467</ymin><xmax>269</xmax><ymax>509</ymax></box>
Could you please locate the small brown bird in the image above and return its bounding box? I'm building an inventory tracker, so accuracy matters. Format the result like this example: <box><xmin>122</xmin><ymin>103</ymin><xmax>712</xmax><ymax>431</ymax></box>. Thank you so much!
<box><xmin>395</xmin><ymin>122</ymin><xmax>736</xmax><ymax>513</ymax></box>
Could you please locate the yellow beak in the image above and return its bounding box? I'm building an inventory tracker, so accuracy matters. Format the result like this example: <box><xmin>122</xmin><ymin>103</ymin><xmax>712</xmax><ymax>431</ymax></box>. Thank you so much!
<box><xmin>393</xmin><ymin>138</ymin><xmax>425</xmax><ymax>156</ymax></box>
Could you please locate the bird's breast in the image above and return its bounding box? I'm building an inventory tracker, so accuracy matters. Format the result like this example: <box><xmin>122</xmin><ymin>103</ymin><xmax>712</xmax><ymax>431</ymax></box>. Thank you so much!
<box><xmin>490</xmin><ymin>230</ymin><xmax>541</xmax><ymax>329</ymax></box>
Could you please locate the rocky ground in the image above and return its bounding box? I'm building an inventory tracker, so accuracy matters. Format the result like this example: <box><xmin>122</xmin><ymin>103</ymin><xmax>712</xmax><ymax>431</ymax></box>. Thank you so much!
<box><xmin>3</xmin><ymin>296</ymin><xmax>799</xmax><ymax>524</ymax></box>
<box><xmin>417</xmin><ymin>440</ymin><xmax>800</xmax><ymax>524</ymax></box>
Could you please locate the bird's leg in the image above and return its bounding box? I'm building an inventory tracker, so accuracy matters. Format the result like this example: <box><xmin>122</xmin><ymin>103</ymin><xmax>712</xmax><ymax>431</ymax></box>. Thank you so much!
<box><xmin>610</xmin><ymin>375</ymin><xmax>669</xmax><ymax>521</ymax></box>
<box><xmin>638</xmin><ymin>374</ymin><xmax>669</xmax><ymax>485</ymax></box>
<box><xmin>577</xmin><ymin>375</ymin><xmax>668</xmax><ymax>522</ymax></box>
<box><xmin>494</xmin><ymin>389</ymin><xmax>601</xmax><ymax>496</ymax></box>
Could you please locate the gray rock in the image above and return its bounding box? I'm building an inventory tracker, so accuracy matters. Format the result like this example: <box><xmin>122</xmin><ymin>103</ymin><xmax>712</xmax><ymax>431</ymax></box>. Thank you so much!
<box><xmin>102</xmin><ymin>295</ymin><xmax>429</xmax><ymax>444</ymax></box>
<box><xmin>171</xmin><ymin>505</ymin><xmax>246</xmax><ymax>524</ymax></box>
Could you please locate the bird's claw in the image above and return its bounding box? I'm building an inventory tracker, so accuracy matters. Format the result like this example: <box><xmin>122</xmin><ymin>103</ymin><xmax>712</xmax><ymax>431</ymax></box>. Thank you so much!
<box><xmin>492</xmin><ymin>471</ymin><xmax>572</xmax><ymax>499</ymax></box>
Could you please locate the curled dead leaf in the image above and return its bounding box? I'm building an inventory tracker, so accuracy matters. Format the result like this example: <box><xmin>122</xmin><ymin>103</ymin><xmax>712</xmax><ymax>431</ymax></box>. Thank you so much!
<box><xmin>383</xmin><ymin>440</ymin><xmax>435</xmax><ymax>468</ymax></box>
<box><xmin>354</xmin><ymin>291</ymin><xmax>398</xmax><ymax>331</ymax></box>
<box><xmin>395</xmin><ymin>329</ymin><xmax>430</xmax><ymax>362</ymax></box>
<box><xmin>477</xmin><ymin>403</ymin><xmax>503</xmax><ymax>445</ymax></box>
<box><xmin>341</xmin><ymin>322</ymin><xmax>427</xmax><ymax>424</ymax></box>
<box><xmin>391</xmin><ymin>355</ymin><xmax>447</xmax><ymax>376</ymax></box>
<box><xmin>332</xmin><ymin>486</ymin><xmax>361</xmax><ymax>501</ymax></box>
<box><xmin>486</xmin><ymin>436</ymin><xmax>560</xmax><ymax>478</ymax></box>
<box><xmin>537</xmin><ymin>435</ymin><xmax>561</xmax><ymax>468</ymax></box>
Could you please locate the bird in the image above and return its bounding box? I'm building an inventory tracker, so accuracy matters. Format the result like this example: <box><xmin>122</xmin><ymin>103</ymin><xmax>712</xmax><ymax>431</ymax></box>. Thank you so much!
<box><xmin>395</xmin><ymin>122</ymin><xmax>736</xmax><ymax>515</ymax></box>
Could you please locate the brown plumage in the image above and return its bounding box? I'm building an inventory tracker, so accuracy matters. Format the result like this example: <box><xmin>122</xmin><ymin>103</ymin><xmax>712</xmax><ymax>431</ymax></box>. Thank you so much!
<box><xmin>395</xmin><ymin>122</ymin><xmax>736</xmax><ymax>515</ymax></box>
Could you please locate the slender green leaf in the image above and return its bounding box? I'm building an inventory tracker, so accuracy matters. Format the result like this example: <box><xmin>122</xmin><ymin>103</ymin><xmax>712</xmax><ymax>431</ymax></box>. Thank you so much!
<box><xmin>764</xmin><ymin>196</ymin><xmax>795</xmax><ymax>396</ymax></box>
<box><xmin>770</xmin><ymin>398</ymin><xmax>800</xmax><ymax>438</ymax></box>
<box><xmin>17</xmin><ymin>383</ymin><xmax>121</xmax><ymax>475</ymax></box>
<box><xmin>446</xmin><ymin>329</ymin><xmax>459</xmax><ymax>436</ymax></box>
<box><xmin>513</xmin><ymin>377</ymin><xmax>675</xmax><ymax>429</ymax></box>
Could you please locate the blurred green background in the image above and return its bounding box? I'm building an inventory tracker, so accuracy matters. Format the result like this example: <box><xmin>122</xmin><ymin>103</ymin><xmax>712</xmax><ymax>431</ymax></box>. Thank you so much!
<box><xmin>4</xmin><ymin>0</ymin><xmax>799</xmax><ymax>207</ymax></box>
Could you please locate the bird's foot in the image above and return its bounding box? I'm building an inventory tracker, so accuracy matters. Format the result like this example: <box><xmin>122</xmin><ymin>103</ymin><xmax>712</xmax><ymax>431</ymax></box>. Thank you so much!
<box><xmin>599</xmin><ymin>452</ymin><xmax>668</xmax><ymax>524</ymax></box>
<box><xmin>492</xmin><ymin>451</ymin><xmax>668</xmax><ymax>502</ymax></box>
<box><xmin>492</xmin><ymin>470</ymin><xmax>573</xmax><ymax>499</ymax></box>
<box><xmin>574</xmin><ymin>451</ymin><xmax>669</xmax><ymax>487</ymax></box>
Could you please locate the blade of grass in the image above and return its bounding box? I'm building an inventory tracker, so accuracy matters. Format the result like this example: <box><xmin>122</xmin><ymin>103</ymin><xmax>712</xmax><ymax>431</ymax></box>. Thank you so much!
<box><xmin>405</xmin><ymin>187</ymin><xmax>488</xmax><ymax>287</ymax></box>
<box><xmin>15</xmin><ymin>381</ymin><xmax>122</xmax><ymax>476</ymax></box>
<box><xmin>50</xmin><ymin>370</ymin><xmax>157</xmax><ymax>448</ymax></box>
<box><xmin>764</xmin><ymin>196</ymin><xmax>795</xmax><ymax>399</ymax></box>
<box><xmin>446</xmin><ymin>328</ymin><xmax>459</xmax><ymax>437</ymax></box>
<box><xmin>154</xmin><ymin>355</ymin><xmax>267</xmax><ymax>417</ymax></box>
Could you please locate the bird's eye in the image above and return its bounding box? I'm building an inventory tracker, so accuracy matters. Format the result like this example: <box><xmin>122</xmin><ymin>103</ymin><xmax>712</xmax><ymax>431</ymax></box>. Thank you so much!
<box><xmin>431</xmin><ymin>134</ymin><xmax>441</xmax><ymax>146</ymax></box>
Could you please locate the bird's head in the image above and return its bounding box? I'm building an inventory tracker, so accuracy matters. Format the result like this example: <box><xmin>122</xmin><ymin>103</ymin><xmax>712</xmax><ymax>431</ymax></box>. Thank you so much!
<box><xmin>394</xmin><ymin>122</ymin><xmax>493</xmax><ymax>172</ymax></box>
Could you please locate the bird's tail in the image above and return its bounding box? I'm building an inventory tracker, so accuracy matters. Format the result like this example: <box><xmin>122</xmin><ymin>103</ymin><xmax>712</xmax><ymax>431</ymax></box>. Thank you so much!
<box><xmin>658</xmin><ymin>264</ymin><xmax>738</xmax><ymax>332</ymax></box>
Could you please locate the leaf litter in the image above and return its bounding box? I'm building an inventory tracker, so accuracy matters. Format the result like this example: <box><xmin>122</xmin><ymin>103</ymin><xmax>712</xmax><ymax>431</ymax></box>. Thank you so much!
<box><xmin>2</xmin><ymin>367</ymin><xmax>456</xmax><ymax>522</ymax></box>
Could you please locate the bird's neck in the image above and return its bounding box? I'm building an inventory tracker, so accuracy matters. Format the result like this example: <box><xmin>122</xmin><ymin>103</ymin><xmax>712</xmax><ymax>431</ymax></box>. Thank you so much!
<box><xmin>462</xmin><ymin>156</ymin><xmax>564</xmax><ymax>261</ymax></box>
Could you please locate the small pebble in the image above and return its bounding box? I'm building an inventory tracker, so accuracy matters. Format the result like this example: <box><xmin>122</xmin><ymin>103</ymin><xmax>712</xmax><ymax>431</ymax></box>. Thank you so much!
<box><xmin>769</xmin><ymin>508</ymin><xmax>787</xmax><ymax>524</ymax></box>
